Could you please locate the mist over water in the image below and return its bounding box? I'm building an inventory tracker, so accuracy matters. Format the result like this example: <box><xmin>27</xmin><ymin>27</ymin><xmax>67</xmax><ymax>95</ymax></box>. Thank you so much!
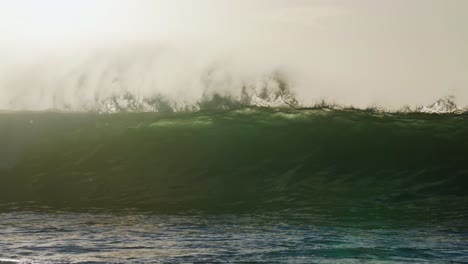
<box><xmin>1</xmin><ymin>0</ymin><xmax>467</xmax><ymax>112</ymax></box>
<box><xmin>1</xmin><ymin>2</ymin><xmax>468</xmax><ymax>263</ymax></box>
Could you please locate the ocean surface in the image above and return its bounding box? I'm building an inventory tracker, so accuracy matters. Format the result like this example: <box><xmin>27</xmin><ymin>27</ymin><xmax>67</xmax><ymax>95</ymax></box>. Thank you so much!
<box><xmin>1</xmin><ymin>108</ymin><xmax>467</xmax><ymax>263</ymax></box>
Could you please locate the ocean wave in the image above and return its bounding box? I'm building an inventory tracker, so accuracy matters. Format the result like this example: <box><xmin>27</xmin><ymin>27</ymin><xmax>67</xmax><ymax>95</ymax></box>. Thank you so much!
<box><xmin>1</xmin><ymin>108</ymin><xmax>467</xmax><ymax>213</ymax></box>
<box><xmin>50</xmin><ymin>94</ymin><xmax>468</xmax><ymax>115</ymax></box>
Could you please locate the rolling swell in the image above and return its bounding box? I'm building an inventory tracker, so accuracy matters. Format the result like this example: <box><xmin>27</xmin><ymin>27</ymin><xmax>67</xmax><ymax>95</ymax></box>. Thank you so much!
<box><xmin>0</xmin><ymin>108</ymin><xmax>467</xmax><ymax>220</ymax></box>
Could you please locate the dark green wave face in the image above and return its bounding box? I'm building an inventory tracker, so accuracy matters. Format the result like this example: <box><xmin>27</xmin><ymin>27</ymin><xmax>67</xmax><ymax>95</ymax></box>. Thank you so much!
<box><xmin>1</xmin><ymin>109</ymin><xmax>467</xmax><ymax>223</ymax></box>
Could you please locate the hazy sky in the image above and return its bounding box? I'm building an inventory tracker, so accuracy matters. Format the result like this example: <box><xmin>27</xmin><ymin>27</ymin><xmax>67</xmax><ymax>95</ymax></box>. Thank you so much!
<box><xmin>0</xmin><ymin>0</ymin><xmax>467</xmax><ymax>110</ymax></box>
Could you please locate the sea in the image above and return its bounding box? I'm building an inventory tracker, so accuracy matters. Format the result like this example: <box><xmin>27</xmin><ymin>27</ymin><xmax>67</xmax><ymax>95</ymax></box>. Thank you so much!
<box><xmin>0</xmin><ymin>108</ymin><xmax>467</xmax><ymax>263</ymax></box>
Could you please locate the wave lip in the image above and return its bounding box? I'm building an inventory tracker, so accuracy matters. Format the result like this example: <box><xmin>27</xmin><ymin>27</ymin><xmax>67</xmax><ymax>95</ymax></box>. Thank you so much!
<box><xmin>415</xmin><ymin>96</ymin><xmax>465</xmax><ymax>114</ymax></box>
<box><xmin>100</xmin><ymin>94</ymin><xmax>468</xmax><ymax>114</ymax></box>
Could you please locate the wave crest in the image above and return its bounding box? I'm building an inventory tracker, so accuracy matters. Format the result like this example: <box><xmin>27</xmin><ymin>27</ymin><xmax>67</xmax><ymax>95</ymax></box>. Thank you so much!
<box><xmin>97</xmin><ymin>71</ymin><xmax>300</xmax><ymax>113</ymax></box>
<box><xmin>98</xmin><ymin>93</ymin><xmax>467</xmax><ymax>115</ymax></box>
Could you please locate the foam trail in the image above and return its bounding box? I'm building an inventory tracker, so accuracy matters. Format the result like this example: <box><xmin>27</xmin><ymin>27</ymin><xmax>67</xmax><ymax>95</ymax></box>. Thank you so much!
<box><xmin>0</xmin><ymin>0</ymin><xmax>468</xmax><ymax>111</ymax></box>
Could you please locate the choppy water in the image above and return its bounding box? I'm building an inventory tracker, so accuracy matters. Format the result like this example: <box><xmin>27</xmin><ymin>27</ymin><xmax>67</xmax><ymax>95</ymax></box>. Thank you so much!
<box><xmin>1</xmin><ymin>210</ymin><xmax>467</xmax><ymax>263</ymax></box>
<box><xmin>1</xmin><ymin>108</ymin><xmax>467</xmax><ymax>262</ymax></box>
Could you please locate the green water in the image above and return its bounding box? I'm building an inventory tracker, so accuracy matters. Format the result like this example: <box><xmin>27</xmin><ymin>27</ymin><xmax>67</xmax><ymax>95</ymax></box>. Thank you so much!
<box><xmin>0</xmin><ymin>108</ymin><xmax>467</xmax><ymax>262</ymax></box>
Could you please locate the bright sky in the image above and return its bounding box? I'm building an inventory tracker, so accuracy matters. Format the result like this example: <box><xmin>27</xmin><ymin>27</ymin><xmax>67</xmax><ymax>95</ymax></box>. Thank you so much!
<box><xmin>0</xmin><ymin>0</ymin><xmax>467</xmax><ymax>109</ymax></box>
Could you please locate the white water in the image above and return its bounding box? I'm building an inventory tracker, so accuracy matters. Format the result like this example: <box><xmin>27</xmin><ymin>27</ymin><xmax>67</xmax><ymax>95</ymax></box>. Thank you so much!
<box><xmin>0</xmin><ymin>0</ymin><xmax>467</xmax><ymax>111</ymax></box>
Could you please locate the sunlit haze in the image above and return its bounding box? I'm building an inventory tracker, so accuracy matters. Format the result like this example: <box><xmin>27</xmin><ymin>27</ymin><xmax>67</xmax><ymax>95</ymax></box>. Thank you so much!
<box><xmin>0</xmin><ymin>0</ymin><xmax>467</xmax><ymax>110</ymax></box>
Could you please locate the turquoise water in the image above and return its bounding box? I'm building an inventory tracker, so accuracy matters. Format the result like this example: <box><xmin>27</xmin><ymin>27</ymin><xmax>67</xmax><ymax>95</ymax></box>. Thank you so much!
<box><xmin>0</xmin><ymin>108</ymin><xmax>467</xmax><ymax>262</ymax></box>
